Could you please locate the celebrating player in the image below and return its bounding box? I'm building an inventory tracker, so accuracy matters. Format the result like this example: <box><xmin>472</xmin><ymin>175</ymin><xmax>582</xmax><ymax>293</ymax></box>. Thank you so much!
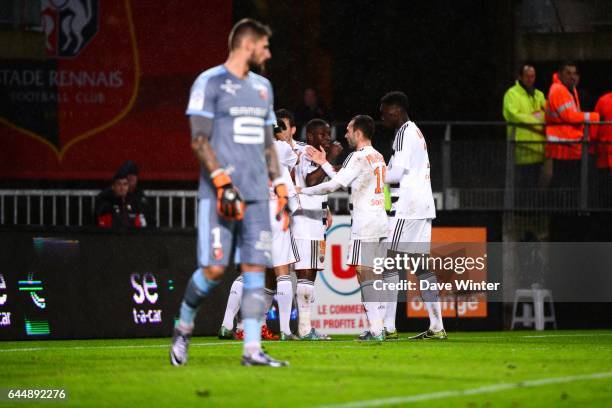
<box><xmin>298</xmin><ymin>115</ymin><xmax>389</xmax><ymax>341</ymax></box>
<box><xmin>292</xmin><ymin>119</ymin><xmax>341</xmax><ymax>340</ymax></box>
<box><xmin>170</xmin><ymin>18</ymin><xmax>290</xmax><ymax>367</ymax></box>
<box><xmin>218</xmin><ymin>111</ymin><xmax>301</xmax><ymax>341</ymax></box>
<box><xmin>380</xmin><ymin>91</ymin><xmax>446</xmax><ymax>340</ymax></box>
<box><xmin>267</xmin><ymin>113</ymin><xmax>301</xmax><ymax>340</ymax></box>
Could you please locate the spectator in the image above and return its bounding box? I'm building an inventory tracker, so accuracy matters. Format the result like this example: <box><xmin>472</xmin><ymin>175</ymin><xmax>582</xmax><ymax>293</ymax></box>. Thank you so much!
<box><xmin>502</xmin><ymin>63</ymin><xmax>547</xmax><ymax>188</ymax></box>
<box><xmin>591</xmin><ymin>92</ymin><xmax>612</xmax><ymax>206</ymax></box>
<box><xmin>95</xmin><ymin>169</ymin><xmax>147</xmax><ymax>229</ymax></box>
<box><xmin>294</xmin><ymin>88</ymin><xmax>332</xmax><ymax>139</ymax></box>
<box><xmin>116</xmin><ymin>160</ymin><xmax>155</xmax><ymax>227</ymax></box>
<box><xmin>545</xmin><ymin>61</ymin><xmax>600</xmax><ymax>188</ymax></box>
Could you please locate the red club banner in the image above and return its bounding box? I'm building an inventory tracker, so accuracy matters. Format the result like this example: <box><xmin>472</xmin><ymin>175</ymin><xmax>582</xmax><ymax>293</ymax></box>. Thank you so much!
<box><xmin>0</xmin><ymin>0</ymin><xmax>232</xmax><ymax>180</ymax></box>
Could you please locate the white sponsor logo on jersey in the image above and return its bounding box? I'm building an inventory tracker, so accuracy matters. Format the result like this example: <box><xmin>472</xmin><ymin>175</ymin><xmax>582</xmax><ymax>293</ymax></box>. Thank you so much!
<box><xmin>220</xmin><ymin>79</ymin><xmax>241</xmax><ymax>95</ymax></box>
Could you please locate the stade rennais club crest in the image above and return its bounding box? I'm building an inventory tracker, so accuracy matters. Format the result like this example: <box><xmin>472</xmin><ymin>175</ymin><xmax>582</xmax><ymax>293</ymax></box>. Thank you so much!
<box><xmin>0</xmin><ymin>0</ymin><xmax>139</xmax><ymax>160</ymax></box>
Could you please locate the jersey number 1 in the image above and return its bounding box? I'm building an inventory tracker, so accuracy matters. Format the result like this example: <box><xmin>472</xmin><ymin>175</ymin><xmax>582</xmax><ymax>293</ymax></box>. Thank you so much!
<box><xmin>374</xmin><ymin>166</ymin><xmax>386</xmax><ymax>194</ymax></box>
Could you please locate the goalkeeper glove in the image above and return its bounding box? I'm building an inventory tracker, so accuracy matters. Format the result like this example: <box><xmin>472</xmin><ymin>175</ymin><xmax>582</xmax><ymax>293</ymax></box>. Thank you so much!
<box><xmin>272</xmin><ymin>178</ymin><xmax>290</xmax><ymax>231</ymax></box>
<box><xmin>211</xmin><ymin>169</ymin><xmax>245</xmax><ymax>221</ymax></box>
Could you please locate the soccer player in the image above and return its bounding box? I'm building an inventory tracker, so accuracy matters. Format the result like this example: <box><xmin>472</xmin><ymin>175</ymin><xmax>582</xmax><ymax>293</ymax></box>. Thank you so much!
<box><xmin>170</xmin><ymin>18</ymin><xmax>291</xmax><ymax>367</ymax></box>
<box><xmin>218</xmin><ymin>111</ymin><xmax>301</xmax><ymax>341</ymax></box>
<box><xmin>275</xmin><ymin>109</ymin><xmax>299</xmax><ymax>148</ymax></box>
<box><xmin>380</xmin><ymin>91</ymin><xmax>446</xmax><ymax>340</ymax></box>
<box><xmin>267</xmin><ymin>114</ymin><xmax>301</xmax><ymax>340</ymax></box>
<box><xmin>292</xmin><ymin>119</ymin><xmax>341</xmax><ymax>340</ymax></box>
<box><xmin>298</xmin><ymin>115</ymin><xmax>388</xmax><ymax>340</ymax></box>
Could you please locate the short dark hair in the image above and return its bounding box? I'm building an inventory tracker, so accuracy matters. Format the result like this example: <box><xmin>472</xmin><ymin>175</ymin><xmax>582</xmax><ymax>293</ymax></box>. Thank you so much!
<box><xmin>228</xmin><ymin>18</ymin><xmax>272</xmax><ymax>51</ymax></box>
<box><xmin>112</xmin><ymin>170</ymin><xmax>128</xmax><ymax>182</ymax></box>
<box><xmin>380</xmin><ymin>91</ymin><xmax>409</xmax><ymax>112</ymax></box>
<box><xmin>275</xmin><ymin>108</ymin><xmax>295</xmax><ymax>128</ymax></box>
<box><xmin>518</xmin><ymin>63</ymin><xmax>535</xmax><ymax>77</ymax></box>
<box><xmin>305</xmin><ymin>118</ymin><xmax>329</xmax><ymax>135</ymax></box>
<box><xmin>351</xmin><ymin>115</ymin><xmax>375</xmax><ymax>140</ymax></box>
<box><xmin>117</xmin><ymin>160</ymin><xmax>138</xmax><ymax>176</ymax></box>
<box><xmin>558</xmin><ymin>61</ymin><xmax>577</xmax><ymax>73</ymax></box>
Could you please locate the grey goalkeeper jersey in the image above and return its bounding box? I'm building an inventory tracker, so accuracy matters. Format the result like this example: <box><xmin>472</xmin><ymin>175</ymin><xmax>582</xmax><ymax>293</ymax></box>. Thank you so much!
<box><xmin>186</xmin><ymin>64</ymin><xmax>276</xmax><ymax>201</ymax></box>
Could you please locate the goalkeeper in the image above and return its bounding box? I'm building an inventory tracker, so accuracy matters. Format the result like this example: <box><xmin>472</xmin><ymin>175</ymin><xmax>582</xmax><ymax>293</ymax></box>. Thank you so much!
<box><xmin>170</xmin><ymin>18</ymin><xmax>290</xmax><ymax>367</ymax></box>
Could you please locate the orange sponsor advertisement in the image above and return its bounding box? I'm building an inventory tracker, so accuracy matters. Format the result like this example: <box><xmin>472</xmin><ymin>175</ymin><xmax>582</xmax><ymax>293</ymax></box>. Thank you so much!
<box><xmin>407</xmin><ymin>227</ymin><xmax>488</xmax><ymax>318</ymax></box>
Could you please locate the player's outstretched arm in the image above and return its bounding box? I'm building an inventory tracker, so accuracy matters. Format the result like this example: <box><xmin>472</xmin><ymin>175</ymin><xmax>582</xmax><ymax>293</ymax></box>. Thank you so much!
<box><xmin>299</xmin><ymin>152</ymin><xmax>359</xmax><ymax>195</ymax></box>
<box><xmin>305</xmin><ymin>142</ymin><xmax>343</xmax><ymax>186</ymax></box>
<box><xmin>297</xmin><ymin>179</ymin><xmax>342</xmax><ymax>196</ymax></box>
<box><xmin>305</xmin><ymin>166</ymin><xmax>329</xmax><ymax>187</ymax></box>
<box><xmin>305</xmin><ymin>146</ymin><xmax>337</xmax><ymax>178</ymax></box>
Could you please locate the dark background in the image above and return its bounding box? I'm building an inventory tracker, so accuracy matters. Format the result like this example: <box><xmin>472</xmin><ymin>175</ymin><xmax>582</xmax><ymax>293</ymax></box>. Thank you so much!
<box><xmin>2</xmin><ymin>0</ymin><xmax>609</xmax><ymax>188</ymax></box>
<box><xmin>235</xmin><ymin>0</ymin><xmax>610</xmax><ymax>122</ymax></box>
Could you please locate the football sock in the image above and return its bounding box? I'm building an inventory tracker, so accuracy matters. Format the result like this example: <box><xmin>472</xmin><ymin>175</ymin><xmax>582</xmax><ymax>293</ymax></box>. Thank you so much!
<box><xmin>221</xmin><ymin>276</ymin><xmax>243</xmax><ymax>330</ymax></box>
<box><xmin>178</xmin><ymin>268</ymin><xmax>220</xmax><ymax>333</ymax></box>
<box><xmin>276</xmin><ymin>275</ymin><xmax>293</xmax><ymax>335</ymax></box>
<box><xmin>243</xmin><ymin>320</ymin><xmax>261</xmax><ymax>356</ymax></box>
<box><xmin>262</xmin><ymin>287</ymin><xmax>275</xmax><ymax>324</ymax></box>
<box><xmin>360</xmin><ymin>280</ymin><xmax>383</xmax><ymax>336</ymax></box>
<box><xmin>418</xmin><ymin>270</ymin><xmax>444</xmax><ymax>332</ymax></box>
<box><xmin>378</xmin><ymin>301</ymin><xmax>387</xmax><ymax>331</ymax></box>
<box><xmin>297</xmin><ymin>279</ymin><xmax>315</xmax><ymax>336</ymax></box>
<box><xmin>383</xmin><ymin>271</ymin><xmax>399</xmax><ymax>331</ymax></box>
<box><xmin>242</xmin><ymin>271</ymin><xmax>265</xmax><ymax>356</ymax></box>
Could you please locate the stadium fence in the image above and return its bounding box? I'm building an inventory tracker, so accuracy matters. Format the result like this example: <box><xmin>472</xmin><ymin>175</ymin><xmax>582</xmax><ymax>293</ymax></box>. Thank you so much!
<box><xmin>1</xmin><ymin>121</ymin><xmax>610</xmax><ymax>227</ymax></box>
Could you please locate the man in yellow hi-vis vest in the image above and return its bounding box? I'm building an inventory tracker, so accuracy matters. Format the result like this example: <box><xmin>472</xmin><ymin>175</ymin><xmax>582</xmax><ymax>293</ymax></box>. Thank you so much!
<box><xmin>503</xmin><ymin>64</ymin><xmax>547</xmax><ymax>187</ymax></box>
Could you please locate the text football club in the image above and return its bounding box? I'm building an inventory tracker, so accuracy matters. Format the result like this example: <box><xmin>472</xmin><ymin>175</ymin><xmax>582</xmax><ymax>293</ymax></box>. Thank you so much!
<box><xmin>0</xmin><ymin>0</ymin><xmax>139</xmax><ymax>159</ymax></box>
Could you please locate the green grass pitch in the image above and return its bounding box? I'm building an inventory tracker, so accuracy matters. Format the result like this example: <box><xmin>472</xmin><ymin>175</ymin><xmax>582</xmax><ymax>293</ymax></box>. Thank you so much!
<box><xmin>1</xmin><ymin>330</ymin><xmax>612</xmax><ymax>407</ymax></box>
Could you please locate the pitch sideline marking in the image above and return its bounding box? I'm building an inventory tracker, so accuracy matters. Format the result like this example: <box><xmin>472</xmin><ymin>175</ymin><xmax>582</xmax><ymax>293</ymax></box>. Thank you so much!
<box><xmin>314</xmin><ymin>371</ymin><xmax>612</xmax><ymax>408</ymax></box>
<box><xmin>425</xmin><ymin>333</ymin><xmax>612</xmax><ymax>340</ymax></box>
<box><xmin>523</xmin><ymin>333</ymin><xmax>612</xmax><ymax>338</ymax></box>
<box><xmin>1</xmin><ymin>333</ymin><xmax>611</xmax><ymax>353</ymax></box>
<box><xmin>0</xmin><ymin>342</ymin><xmax>239</xmax><ymax>353</ymax></box>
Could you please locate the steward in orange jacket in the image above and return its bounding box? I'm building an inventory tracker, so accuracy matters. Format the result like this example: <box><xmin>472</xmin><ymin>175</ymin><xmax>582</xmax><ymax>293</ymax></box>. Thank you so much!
<box><xmin>591</xmin><ymin>92</ymin><xmax>612</xmax><ymax>169</ymax></box>
<box><xmin>545</xmin><ymin>64</ymin><xmax>600</xmax><ymax>161</ymax></box>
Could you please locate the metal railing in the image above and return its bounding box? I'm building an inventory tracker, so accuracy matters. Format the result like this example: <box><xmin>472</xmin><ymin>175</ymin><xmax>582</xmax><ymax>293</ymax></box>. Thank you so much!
<box><xmin>1</xmin><ymin>121</ymin><xmax>610</xmax><ymax>227</ymax></box>
<box><xmin>0</xmin><ymin>190</ymin><xmax>201</xmax><ymax>228</ymax></box>
<box><xmin>0</xmin><ymin>190</ymin><xmax>98</xmax><ymax>227</ymax></box>
<box><xmin>0</xmin><ymin>189</ymin><xmax>360</xmax><ymax>228</ymax></box>
<box><xmin>415</xmin><ymin>120</ymin><xmax>612</xmax><ymax>211</ymax></box>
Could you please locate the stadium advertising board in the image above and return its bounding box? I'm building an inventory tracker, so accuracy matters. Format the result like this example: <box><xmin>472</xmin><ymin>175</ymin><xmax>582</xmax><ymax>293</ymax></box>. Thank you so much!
<box><xmin>0</xmin><ymin>230</ymin><xmax>234</xmax><ymax>340</ymax></box>
<box><xmin>312</xmin><ymin>217</ymin><xmax>368</xmax><ymax>335</ymax></box>
<box><xmin>0</xmin><ymin>0</ymin><xmax>231</xmax><ymax>180</ymax></box>
<box><xmin>313</xmin><ymin>219</ymin><xmax>489</xmax><ymax>335</ymax></box>
<box><xmin>406</xmin><ymin>227</ymin><xmax>488</xmax><ymax>318</ymax></box>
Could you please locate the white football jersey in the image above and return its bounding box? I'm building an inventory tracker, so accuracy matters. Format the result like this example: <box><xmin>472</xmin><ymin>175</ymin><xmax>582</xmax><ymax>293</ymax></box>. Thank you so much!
<box><xmin>292</xmin><ymin>140</ymin><xmax>307</xmax><ymax>156</ymax></box>
<box><xmin>292</xmin><ymin>144</ymin><xmax>327</xmax><ymax>240</ymax></box>
<box><xmin>388</xmin><ymin>121</ymin><xmax>436</xmax><ymax>220</ymax></box>
<box><xmin>334</xmin><ymin>145</ymin><xmax>388</xmax><ymax>240</ymax></box>
<box><xmin>271</xmin><ymin>140</ymin><xmax>297</xmax><ymax>197</ymax></box>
